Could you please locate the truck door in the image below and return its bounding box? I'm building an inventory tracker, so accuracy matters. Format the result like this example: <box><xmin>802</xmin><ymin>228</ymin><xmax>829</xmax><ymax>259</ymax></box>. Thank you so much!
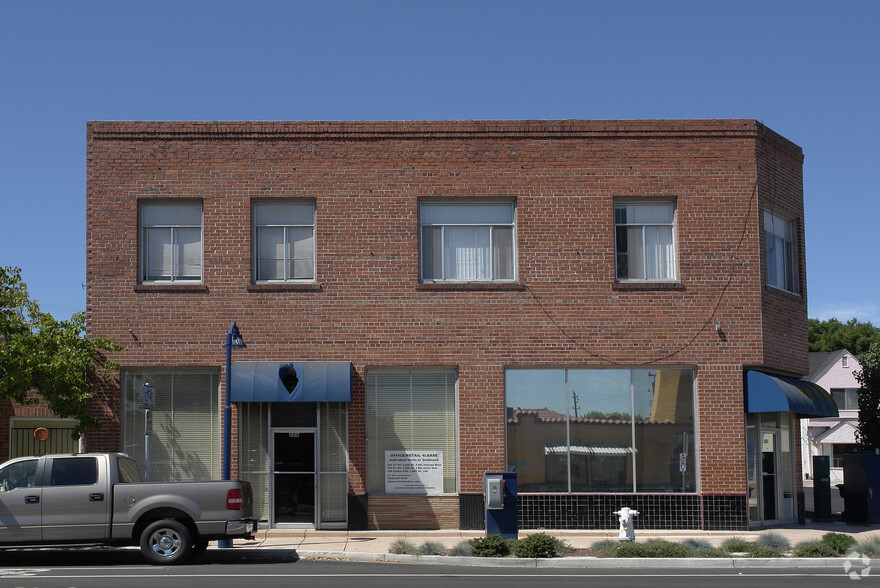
<box><xmin>0</xmin><ymin>458</ymin><xmax>42</xmax><ymax>542</ymax></box>
<box><xmin>41</xmin><ymin>456</ymin><xmax>111</xmax><ymax>541</ymax></box>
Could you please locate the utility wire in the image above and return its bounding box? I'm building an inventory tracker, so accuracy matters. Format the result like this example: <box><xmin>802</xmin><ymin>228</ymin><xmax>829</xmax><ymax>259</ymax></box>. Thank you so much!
<box><xmin>524</xmin><ymin>181</ymin><xmax>759</xmax><ymax>366</ymax></box>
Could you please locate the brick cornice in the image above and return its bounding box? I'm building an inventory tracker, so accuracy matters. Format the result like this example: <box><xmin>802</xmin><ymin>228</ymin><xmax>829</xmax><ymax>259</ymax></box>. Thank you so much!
<box><xmin>87</xmin><ymin>119</ymin><xmax>762</xmax><ymax>142</ymax></box>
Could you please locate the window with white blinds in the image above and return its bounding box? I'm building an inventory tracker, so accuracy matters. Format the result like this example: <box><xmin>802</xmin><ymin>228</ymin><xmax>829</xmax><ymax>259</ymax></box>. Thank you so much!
<box><xmin>320</xmin><ymin>403</ymin><xmax>348</xmax><ymax>522</ymax></box>
<box><xmin>366</xmin><ymin>369</ymin><xmax>457</xmax><ymax>494</ymax></box>
<box><xmin>239</xmin><ymin>402</ymin><xmax>270</xmax><ymax>522</ymax></box>
<box><xmin>140</xmin><ymin>201</ymin><xmax>203</xmax><ymax>282</ymax></box>
<box><xmin>253</xmin><ymin>200</ymin><xmax>316</xmax><ymax>282</ymax></box>
<box><xmin>123</xmin><ymin>370</ymin><xmax>219</xmax><ymax>482</ymax></box>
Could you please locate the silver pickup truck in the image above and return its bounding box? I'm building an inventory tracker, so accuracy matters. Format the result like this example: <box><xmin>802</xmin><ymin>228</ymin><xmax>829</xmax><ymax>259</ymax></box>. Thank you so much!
<box><xmin>0</xmin><ymin>452</ymin><xmax>257</xmax><ymax>564</ymax></box>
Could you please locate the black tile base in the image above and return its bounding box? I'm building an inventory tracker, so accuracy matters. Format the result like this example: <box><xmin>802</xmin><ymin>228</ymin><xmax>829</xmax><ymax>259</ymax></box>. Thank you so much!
<box><xmin>459</xmin><ymin>494</ymin><xmax>485</xmax><ymax>530</ymax></box>
<box><xmin>347</xmin><ymin>494</ymin><xmax>368</xmax><ymax>530</ymax></box>
<box><xmin>518</xmin><ymin>493</ymin><xmax>747</xmax><ymax>531</ymax></box>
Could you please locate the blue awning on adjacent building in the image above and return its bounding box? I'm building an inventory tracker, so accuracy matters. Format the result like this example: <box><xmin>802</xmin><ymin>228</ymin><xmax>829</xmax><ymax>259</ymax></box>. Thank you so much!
<box><xmin>230</xmin><ymin>361</ymin><xmax>352</xmax><ymax>403</ymax></box>
<box><xmin>744</xmin><ymin>370</ymin><xmax>839</xmax><ymax>417</ymax></box>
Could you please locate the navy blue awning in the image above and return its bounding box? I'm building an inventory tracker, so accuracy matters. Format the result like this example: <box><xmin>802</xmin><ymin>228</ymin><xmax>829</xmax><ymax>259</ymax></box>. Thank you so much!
<box><xmin>230</xmin><ymin>361</ymin><xmax>351</xmax><ymax>402</ymax></box>
<box><xmin>744</xmin><ymin>370</ymin><xmax>838</xmax><ymax>417</ymax></box>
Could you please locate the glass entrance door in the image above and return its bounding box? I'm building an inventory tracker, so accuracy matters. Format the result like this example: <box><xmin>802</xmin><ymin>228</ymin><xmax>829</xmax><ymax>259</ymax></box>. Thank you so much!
<box><xmin>747</xmin><ymin>412</ymin><xmax>797</xmax><ymax>527</ymax></box>
<box><xmin>272</xmin><ymin>429</ymin><xmax>316</xmax><ymax>527</ymax></box>
<box><xmin>761</xmin><ymin>431</ymin><xmax>779</xmax><ymax>521</ymax></box>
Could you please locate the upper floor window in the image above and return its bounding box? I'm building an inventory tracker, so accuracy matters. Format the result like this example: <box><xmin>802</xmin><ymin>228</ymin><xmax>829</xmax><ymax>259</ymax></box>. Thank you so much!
<box><xmin>614</xmin><ymin>201</ymin><xmax>676</xmax><ymax>281</ymax></box>
<box><xmin>140</xmin><ymin>201</ymin><xmax>202</xmax><ymax>283</ymax></box>
<box><xmin>831</xmin><ymin>388</ymin><xmax>859</xmax><ymax>411</ymax></box>
<box><xmin>253</xmin><ymin>201</ymin><xmax>316</xmax><ymax>282</ymax></box>
<box><xmin>420</xmin><ymin>201</ymin><xmax>515</xmax><ymax>282</ymax></box>
<box><xmin>764</xmin><ymin>210</ymin><xmax>798</xmax><ymax>293</ymax></box>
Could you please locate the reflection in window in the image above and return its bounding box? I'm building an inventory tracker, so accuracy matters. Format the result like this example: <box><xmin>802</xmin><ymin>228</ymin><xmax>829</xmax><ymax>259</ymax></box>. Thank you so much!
<box><xmin>0</xmin><ymin>459</ymin><xmax>37</xmax><ymax>492</ymax></box>
<box><xmin>505</xmin><ymin>368</ymin><xmax>696</xmax><ymax>493</ymax></box>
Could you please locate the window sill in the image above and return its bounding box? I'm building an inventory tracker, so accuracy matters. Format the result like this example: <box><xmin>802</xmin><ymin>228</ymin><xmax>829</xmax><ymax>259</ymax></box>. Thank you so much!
<box><xmin>765</xmin><ymin>284</ymin><xmax>802</xmax><ymax>298</ymax></box>
<box><xmin>417</xmin><ymin>282</ymin><xmax>526</xmax><ymax>292</ymax></box>
<box><xmin>134</xmin><ymin>284</ymin><xmax>208</xmax><ymax>293</ymax></box>
<box><xmin>612</xmin><ymin>281</ymin><xmax>685</xmax><ymax>292</ymax></box>
<box><xmin>247</xmin><ymin>282</ymin><xmax>323</xmax><ymax>293</ymax></box>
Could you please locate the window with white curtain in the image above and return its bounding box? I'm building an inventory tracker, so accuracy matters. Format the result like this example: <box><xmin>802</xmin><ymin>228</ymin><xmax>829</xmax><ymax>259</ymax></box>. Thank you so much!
<box><xmin>764</xmin><ymin>210</ymin><xmax>798</xmax><ymax>293</ymax></box>
<box><xmin>614</xmin><ymin>201</ymin><xmax>676</xmax><ymax>281</ymax></box>
<box><xmin>123</xmin><ymin>370</ymin><xmax>220</xmax><ymax>482</ymax></box>
<box><xmin>253</xmin><ymin>200</ymin><xmax>316</xmax><ymax>282</ymax></box>
<box><xmin>366</xmin><ymin>369</ymin><xmax>457</xmax><ymax>494</ymax></box>
<box><xmin>140</xmin><ymin>201</ymin><xmax>202</xmax><ymax>283</ymax></box>
<box><xmin>420</xmin><ymin>201</ymin><xmax>515</xmax><ymax>282</ymax></box>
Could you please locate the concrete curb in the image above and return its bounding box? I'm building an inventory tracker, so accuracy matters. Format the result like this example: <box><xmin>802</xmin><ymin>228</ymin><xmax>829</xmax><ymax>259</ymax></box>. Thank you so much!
<box><xmin>295</xmin><ymin>550</ymin><xmax>877</xmax><ymax>569</ymax></box>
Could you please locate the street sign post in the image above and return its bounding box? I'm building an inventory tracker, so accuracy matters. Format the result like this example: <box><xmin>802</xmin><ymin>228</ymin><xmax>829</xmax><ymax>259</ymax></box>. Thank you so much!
<box><xmin>142</xmin><ymin>384</ymin><xmax>155</xmax><ymax>410</ymax></box>
<box><xmin>143</xmin><ymin>382</ymin><xmax>155</xmax><ymax>481</ymax></box>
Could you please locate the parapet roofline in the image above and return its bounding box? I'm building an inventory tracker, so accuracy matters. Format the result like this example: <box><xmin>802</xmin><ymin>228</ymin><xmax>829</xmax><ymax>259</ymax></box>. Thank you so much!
<box><xmin>87</xmin><ymin>119</ymin><xmax>776</xmax><ymax>143</ymax></box>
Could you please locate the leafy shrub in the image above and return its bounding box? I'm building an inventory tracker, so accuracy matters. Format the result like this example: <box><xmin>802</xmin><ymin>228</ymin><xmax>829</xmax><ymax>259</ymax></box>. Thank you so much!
<box><xmin>415</xmin><ymin>541</ymin><xmax>448</xmax><ymax>555</ymax></box>
<box><xmin>597</xmin><ymin>539</ymin><xmax>724</xmax><ymax>558</ymax></box>
<box><xmin>681</xmin><ymin>538</ymin><xmax>713</xmax><ymax>551</ymax></box>
<box><xmin>856</xmin><ymin>537</ymin><xmax>880</xmax><ymax>558</ymax></box>
<box><xmin>470</xmin><ymin>534</ymin><xmax>511</xmax><ymax>557</ymax></box>
<box><xmin>720</xmin><ymin>538</ymin><xmax>754</xmax><ymax>553</ymax></box>
<box><xmin>793</xmin><ymin>540</ymin><xmax>839</xmax><ymax>558</ymax></box>
<box><xmin>389</xmin><ymin>538</ymin><xmax>417</xmax><ymax>554</ymax></box>
<box><xmin>745</xmin><ymin>544</ymin><xmax>782</xmax><ymax>558</ymax></box>
<box><xmin>644</xmin><ymin>540</ymin><xmax>693</xmax><ymax>558</ymax></box>
<box><xmin>820</xmin><ymin>532</ymin><xmax>857</xmax><ymax>555</ymax></box>
<box><xmin>757</xmin><ymin>531</ymin><xmax>791</xmax><ymax>552</ymax></box>
<box><xmin>511</xmin><ymin>533</ymin><xmax>568</xmax><ymax>558</ymax></box>
<box><xmin>614</xmin><ymin>542</ymin><xmax>650</xmax><ymax>557</ymax></box>
<box><xmin>611</xmin><ymin>541</ymin><xmax>692</xmax><ymax>558</ymax></box>
<box><xmin>590</xmin><ymin>539</ymin><xmax>620</xmax><ymax>556</ymax></box>
<box><xmin>447</xmin><ymin>540</ymin><xmax>473</xmax><ymax>557</ymax></box>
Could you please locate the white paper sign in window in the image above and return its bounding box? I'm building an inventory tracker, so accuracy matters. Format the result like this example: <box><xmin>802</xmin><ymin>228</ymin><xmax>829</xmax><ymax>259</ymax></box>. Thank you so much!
<box><xmin>384</xmin><ymin>450</ymin><xmax>444</xmax><ymax>494</ymax></box>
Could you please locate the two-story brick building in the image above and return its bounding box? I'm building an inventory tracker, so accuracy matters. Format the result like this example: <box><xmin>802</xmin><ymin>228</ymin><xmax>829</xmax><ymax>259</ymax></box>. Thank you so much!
<box><xmin>73</xmin><ymin>119</ymin><xmax>839</xmax><ymax>531</ymax></box>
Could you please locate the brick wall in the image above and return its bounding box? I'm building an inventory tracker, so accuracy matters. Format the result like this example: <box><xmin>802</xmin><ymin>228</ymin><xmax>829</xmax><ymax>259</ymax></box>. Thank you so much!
<box><xmin>756</xmin><ymin>124</ymin><xmax>809</xmax><ymax>376</ymax></box>
<box><xmin>83</xmin><ymin>119</ymin><xmax>807</xmax><ymax>520</ymax></box>
<box><xmin>368</xmin><ymin>495</ymin><xmax>460</xmax><ymax>530</ymax></box>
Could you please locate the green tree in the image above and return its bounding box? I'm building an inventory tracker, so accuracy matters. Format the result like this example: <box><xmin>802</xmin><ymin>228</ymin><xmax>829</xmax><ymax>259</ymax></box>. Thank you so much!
<box><xmin>0</xmin><ymin>266</ymin><xmax>121</xmax><ymax>437</ymax></box>
<box><xmin>808</xmin><ymin>317</ymin><xmax>880</xmax><ymax>355</ymax></box>
<box><xmin>855</xmin><ymin>342</ymin><xmax>880</xmax><ymax>450</ymax></box>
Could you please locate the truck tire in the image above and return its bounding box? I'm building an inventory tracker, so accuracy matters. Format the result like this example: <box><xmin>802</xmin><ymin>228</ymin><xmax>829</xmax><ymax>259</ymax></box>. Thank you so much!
<box><xmin>140</xmin><ymin>519</ymin><xmax>193</xmax><ymax>565</ymax></box>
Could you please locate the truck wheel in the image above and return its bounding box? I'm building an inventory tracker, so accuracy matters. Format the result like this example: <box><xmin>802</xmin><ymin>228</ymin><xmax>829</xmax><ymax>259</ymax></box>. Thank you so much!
<box><xmin>140</xmin><ymin>519</ymin><xmax>193</xmax><ymax>565</ymax></box>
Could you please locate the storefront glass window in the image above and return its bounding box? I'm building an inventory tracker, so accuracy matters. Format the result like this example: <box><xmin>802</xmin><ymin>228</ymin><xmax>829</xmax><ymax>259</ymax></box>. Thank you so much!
<box><xmin>366</xmin><ymin>369</ymin><xmax>457</xmax><ymax>494</ymax></box>
<box><xmin>123</xmin><ymin>370</ymin><xmax>220</xmax><ymax>482</ymax></box>
<box><xmin>505</xmin><ymin>367</ymin><xmax>696</xmax><ymax>493</ymax></box>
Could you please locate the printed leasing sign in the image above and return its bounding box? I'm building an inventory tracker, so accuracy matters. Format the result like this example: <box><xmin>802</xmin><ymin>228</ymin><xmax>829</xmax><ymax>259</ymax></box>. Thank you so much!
<box><xmin>385</xmin><ymin>450</ymin><xmax>444</xmax><ymax>494</ymax></box>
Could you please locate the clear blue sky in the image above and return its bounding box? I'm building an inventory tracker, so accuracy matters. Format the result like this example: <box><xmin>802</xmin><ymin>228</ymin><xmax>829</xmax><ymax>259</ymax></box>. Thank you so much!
<box><xmin>2</xmin><ymin>1</ymin><xmax>878</xmax><ymax>325</ymax></box>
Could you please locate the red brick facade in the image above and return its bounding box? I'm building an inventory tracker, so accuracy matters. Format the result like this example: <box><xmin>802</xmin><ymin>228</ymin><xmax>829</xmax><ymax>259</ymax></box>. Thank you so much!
<box><xmin>76</xmin><ymin>119</ymin><xmax>808</xmax><ymax>530</ymax></box>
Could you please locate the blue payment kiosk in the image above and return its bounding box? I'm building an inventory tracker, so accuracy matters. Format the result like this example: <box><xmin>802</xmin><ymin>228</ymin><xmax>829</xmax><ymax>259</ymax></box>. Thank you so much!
<box><xmin>484</xmin><ymin>472</ymin><xmax>517</xmax><ymax>539</ymax></box>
